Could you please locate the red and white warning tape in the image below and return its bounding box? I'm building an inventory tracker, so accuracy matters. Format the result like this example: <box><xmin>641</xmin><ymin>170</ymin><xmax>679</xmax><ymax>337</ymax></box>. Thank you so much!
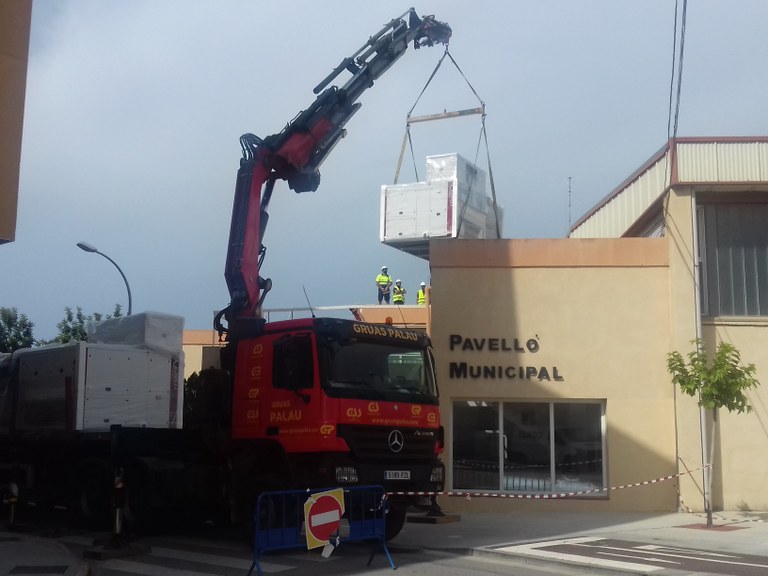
<box><xmin>387</xmin><ymin>464</ymin><xmax>710</xmax><ymax>500</ymax></box>
<box><xmin>384</xmin><ymin>463</ymin><xmax>764</xmax><ymax>523</ymax></box>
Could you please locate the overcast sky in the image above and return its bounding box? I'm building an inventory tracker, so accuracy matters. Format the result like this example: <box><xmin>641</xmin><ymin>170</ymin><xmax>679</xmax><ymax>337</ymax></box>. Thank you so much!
<box><xmin>4</xmin><ymin>0</ymin><xmax>768</xmax><ymax>340</ymax></box>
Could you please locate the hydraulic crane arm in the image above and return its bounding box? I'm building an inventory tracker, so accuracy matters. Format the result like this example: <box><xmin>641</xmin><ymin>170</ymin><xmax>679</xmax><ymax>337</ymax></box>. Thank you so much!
<box><xmin>217</xmin><ymin>9</ymin><xmax>451</xmax><ymax>336</ymax></box>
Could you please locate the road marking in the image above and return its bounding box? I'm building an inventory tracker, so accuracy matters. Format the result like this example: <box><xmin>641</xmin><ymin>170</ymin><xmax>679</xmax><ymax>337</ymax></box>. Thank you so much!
<box><xmin>58</xmin><ymin>535</ymin><xmax>94</xmax><ymax>547</ymax></box>
<box><xmin>104</xmin><ymin>558</ymin><xmax>293</xmax><ymax>575</ymax></box>
<box><xmin>573</xmin><ymin>542</ymin><xmax>680</xmax><ymax>564</ymax></box>
<box><xmin>636</xmin><ymin>544</ymin><xmax>739</xmax><ymax>557</ymax></box>
<box><xmin>598</xmin><ymin>551</ymin><xmax>678</xmax><ymax>564</ymax></box>
<box><xmin>596</xmin><ymin>542</ymin><xmax>768</xmax><ymax>569</ymax></box>
<box><xmin>59</xmin><ymin>535</ymin><xmax>293</xmax><ymax>574</ymax></box>
<box><xmin>151</xmin><ymin>545</ymin><xmax>254</xmax><ymax>569</ymax></box>
<box><xmin>633</xmin><ymin>549</ymin><xmax>768</xmax><ymax>570</ymax></box>
<box><xmin>284</xmin><ymin>551</ymin><xmax>340</xmax><ymax>563</ymax></box>
<box><xmin>103</xmin><ymin>554</ymin><xmax>292</xmax><ymax>575</ymax></box>
<box><xmin>500</xmin><ymin>538</ymin><xmax>768</xmax><ymax>572</ymax></box>
<box><xmin>493</xmin><ymin>537</ymin><xmax>665</xmax><ymax>573</ymax></box>
<box><xmin>101</xmin><ymin>559</ymin><xmax>219</xmax><ymax>576</ymax></box>
<box><xmin>157</xmin><ymin>535</ymin><xmax>251</xmax><ymax>553</ymax></box>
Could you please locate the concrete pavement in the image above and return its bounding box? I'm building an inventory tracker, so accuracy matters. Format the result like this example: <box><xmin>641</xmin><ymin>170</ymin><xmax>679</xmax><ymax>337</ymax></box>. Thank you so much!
<box><xmin>2</xmin><ymin>509</ymin><xmax>768</xmax><ymax>575</ymax></box>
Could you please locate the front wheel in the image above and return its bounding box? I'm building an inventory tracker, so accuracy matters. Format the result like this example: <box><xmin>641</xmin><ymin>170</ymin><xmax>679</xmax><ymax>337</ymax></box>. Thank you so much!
<box><xmin>123</xmin><ymin>464</ymin><xmax>154</xmax><ymax>532</ymax></box>
<box><xmin>385</xmin><ymin>504</ymin><xmax>407</xmax><ymax>541</ymax></box>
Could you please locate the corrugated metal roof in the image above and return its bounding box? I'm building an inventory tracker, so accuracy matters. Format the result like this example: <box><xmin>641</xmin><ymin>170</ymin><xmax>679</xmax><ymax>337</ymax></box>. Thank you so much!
<box><xmin>570</xmin><ymin>153</ymin><xmax>668</xmax><ymax>238</ymax></box>
<box><xmin>570</xmin><ymin>137</ymin><xmax>768</xmax><ymax>239</ymax></box>
<box><xmin>677</xmin><ymin>140</ymin><xmax>768</xmax><ymax>182</ymax></box>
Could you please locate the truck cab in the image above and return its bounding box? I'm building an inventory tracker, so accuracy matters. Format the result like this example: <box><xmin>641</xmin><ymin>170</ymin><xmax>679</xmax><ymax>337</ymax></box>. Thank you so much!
<box><xmin>226</xmin><ymin>317</ymin><xmax>444</xmax><ymax>538</ymax></box>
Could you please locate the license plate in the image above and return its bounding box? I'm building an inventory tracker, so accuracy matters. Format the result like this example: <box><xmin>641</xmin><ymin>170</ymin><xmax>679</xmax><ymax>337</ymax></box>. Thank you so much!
<box><xmin>385</xmin><ymin>470</ymin><xmax>411</xmax><ymax>480</ymax></box>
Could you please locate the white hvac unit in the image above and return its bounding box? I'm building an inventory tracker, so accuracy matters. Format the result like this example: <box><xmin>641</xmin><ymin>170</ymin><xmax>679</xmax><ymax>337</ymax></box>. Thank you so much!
<box><xmin>380</xmin><ymin>153</ymin><xmax>502</xmax><ymax>259</ymax></box>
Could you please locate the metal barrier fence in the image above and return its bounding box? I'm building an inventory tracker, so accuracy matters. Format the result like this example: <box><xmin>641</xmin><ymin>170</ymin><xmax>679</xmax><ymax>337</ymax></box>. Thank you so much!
<box><xmin>248</xmin><ymin>484</ymin><xmax>394</xmax><ymax>576</ymax></box>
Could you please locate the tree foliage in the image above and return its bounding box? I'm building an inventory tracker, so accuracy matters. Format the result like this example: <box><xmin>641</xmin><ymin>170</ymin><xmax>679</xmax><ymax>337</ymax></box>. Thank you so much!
<box><xmin>667</xmin><ymin>339</ymin><xmax>760</xmax><ymax>414</ymax></box>
<box><xmin>53</xmin><ymin>304</ymin><xmax>123</xmax><ymax>344</ymax></box>
<box><xmin>0</xmin><ymin>307</ymin><xmax>35</xmax><ymax>352</ymax></box>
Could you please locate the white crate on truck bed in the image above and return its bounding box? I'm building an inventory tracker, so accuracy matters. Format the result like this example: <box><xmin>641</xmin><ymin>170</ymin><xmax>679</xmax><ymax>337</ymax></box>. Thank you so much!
<box><xmin>11</xmin><ymin>342</ymin><xmax>183</xmax><ymax>432</ymax></box>
<box><xmin>87</xmin><ymin>311</ymin><xmax>184</xmax><ymax>359</ymax></box>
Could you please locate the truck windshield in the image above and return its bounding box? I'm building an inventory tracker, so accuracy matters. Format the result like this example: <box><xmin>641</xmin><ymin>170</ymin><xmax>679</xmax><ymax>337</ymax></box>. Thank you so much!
<box><xmin>319</xmin><ymin>336</ymin><xmax>438</xmax><ymax>404</ymax></box>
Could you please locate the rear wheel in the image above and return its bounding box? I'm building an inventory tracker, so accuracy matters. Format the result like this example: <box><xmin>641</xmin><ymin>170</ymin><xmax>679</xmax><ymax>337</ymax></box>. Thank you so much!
<box><xmin>72</xmin><ymin>460</ymin><xmax>112</xmax><ymax>529</ymax></box>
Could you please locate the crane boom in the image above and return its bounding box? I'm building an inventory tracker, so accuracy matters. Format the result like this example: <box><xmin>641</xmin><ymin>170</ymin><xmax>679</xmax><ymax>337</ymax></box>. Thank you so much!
<box><xmin>217</xmin><ymin>9</ymin><xmax>451</xmax><ymax>336</ymax></box>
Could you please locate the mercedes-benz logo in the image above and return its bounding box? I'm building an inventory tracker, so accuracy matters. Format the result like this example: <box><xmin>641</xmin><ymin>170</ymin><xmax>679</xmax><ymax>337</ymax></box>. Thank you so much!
<box><xmin>388</xmin><ymin>430</ymin><xmax>404</xmax><ymax>453</ymax></box>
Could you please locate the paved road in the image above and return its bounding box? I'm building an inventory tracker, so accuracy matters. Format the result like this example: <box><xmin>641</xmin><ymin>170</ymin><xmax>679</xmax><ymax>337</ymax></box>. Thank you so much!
<box><xmin>58</xmin><ymin>530</ymin><xmax>768</xmax><ymax>576</ymax></box>
<box><xmin>7</xmin><ymin>504</ymin><xmax>768</xmax><ymax>576</ymax></box>
<box><xmin>58</xmin><ymin>531</ymin><xmax>571</xmax><ymax>576</ymax></box>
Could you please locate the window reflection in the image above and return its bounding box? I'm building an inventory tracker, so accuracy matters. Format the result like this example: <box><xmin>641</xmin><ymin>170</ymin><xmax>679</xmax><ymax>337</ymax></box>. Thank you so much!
<box><xmin>452</xmin><ymin>401</ymin><xmax>500</xmax><ymax>490</ymax></box>
<box><xmin>452</xmin><ymin>401</ymin><xmax>605</xmax><ymax>496</ymax></box>
<box><xmin>554</xmin><ymin>403</ymin><xmax>604</xmax><ymax>492</ymax></box>
<box><xmin>503</xmin><ymin>403</ymin><xmax>550</xmax><ymax>492</ymax></box>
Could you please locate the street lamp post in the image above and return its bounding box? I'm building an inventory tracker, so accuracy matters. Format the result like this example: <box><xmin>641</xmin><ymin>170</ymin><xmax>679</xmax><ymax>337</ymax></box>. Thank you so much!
<box><xmin>76</xmin><ymin>242</ymin><xmax>133</xmax><ymax>316</ymax></box>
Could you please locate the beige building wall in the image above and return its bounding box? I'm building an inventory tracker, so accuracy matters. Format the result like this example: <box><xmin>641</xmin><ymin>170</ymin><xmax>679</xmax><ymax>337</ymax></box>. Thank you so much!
<box><xmin>182</xmin><ymin>329</ymin><xmax>224</xmax><ymax>380</ymax></box>
<box><xmin>663</xmin><ymin>188</ymin><xmax>704</xmax><ymax>511</ymax></box>
<box><xmin>703</xmin><ymin>321</ymin><xmax>768</xmax><ymax>510</ymax></box>
<box><xmin>665</xmin><ymin>185</ymin><xmax>768</xmax><ymax>512</ymax></box>
<box><xmin>429</xmin><ymin>238</ymin><xmax>678</xmax><ymax>513</ymax></box>
<box><xmin>0</xmin><ymin>0</ymin><xmax>32</xmax><ymax>243</ymax></box>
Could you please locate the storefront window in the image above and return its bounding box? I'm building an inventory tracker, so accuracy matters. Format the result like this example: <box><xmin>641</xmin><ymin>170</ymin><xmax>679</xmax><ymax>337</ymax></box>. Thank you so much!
<box><xmin>553</xmin><ymin>403</ymin><xmax>604</xmax><ymax>492</ymax></box>
<box><xmin>452</xmin><ymin>401</ymin><xmax>500</xmax><ymax>489</ymax></box>
<box><xmin>503</xmin><ymin>403</ymin><xmax>550</xmax><ymax>491</ymax></box>
<box><xmin>452</xmin><ymin>401</ymin><xmax>606</xmax><ymax>496</ymax></box>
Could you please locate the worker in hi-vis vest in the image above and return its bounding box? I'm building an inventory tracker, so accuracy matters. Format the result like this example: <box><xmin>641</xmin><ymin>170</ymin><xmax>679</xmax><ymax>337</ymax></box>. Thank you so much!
<box><xmin>375</xmin><ymin>265</ymin><xmax>393</xmax><ymax>304</ymax></box>
<box><xmin>417</xmin><ymin>282</ymin><xmax>427</xmax><ymax>305</ymax></box>
<box><xmin>392</xmin><ymin>279</ymin><xmax>406</xmax><ymax>304</ymax></box>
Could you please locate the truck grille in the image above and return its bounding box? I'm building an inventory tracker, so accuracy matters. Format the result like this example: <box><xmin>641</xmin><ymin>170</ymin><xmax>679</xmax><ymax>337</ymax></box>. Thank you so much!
<box><xmin>337</xmin><ymin>425</ymin><xmax>437</xmax><ymax>462</ymax></box>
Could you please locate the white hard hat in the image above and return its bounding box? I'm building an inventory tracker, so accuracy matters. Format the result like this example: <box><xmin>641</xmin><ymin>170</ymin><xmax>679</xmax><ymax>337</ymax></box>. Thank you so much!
<box><xmin>396</xmin><ymin>279</ymin><xmax>401</xmax><ymax>283</ymax></box>
<box><xmin>420</xmin><ymin>282</ymin><xmax>426</xmax><ymax>286</ymax></box>
<box><xmin>382</xmin><ymin>265</ymin><xmax>387</xmax><ymax>270</ymax></box>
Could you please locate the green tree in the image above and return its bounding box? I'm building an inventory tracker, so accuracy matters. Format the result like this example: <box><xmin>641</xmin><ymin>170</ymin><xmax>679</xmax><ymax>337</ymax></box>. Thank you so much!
<box><xmin>667</xmin><ymin>339</ymin><xmax>760</xmax><ymax>526</ymax></box>
<box><xmin>53</xmin><ymin>304</ymin><xmax>123</xmax><ymax>344</ymax></box>
<box><xmin>0</xmin><ymin>307</ymin><xmax>35</xmax><ymax>352</ymax></box>
<box><xmin>668</xmin><ymin>340</ymin><xmax>759</xmax><ymax>414</ymax></box>
<box><xmin>183</xmin><ymin>368</ymin><xmax>230</xmax><ymax>430</ymax></box>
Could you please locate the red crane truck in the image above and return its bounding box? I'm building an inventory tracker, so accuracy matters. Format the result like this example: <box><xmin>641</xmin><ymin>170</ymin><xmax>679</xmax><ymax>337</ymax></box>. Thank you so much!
<box><xmin>0</xmin><ymin>9</ymin><xmax>450</xmax><ymax>540</ymax></box>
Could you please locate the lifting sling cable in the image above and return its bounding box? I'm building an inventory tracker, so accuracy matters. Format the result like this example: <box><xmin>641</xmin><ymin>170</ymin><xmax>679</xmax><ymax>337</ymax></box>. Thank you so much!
<box><xmin>393</xmin><ymin>47</ymin><xmax>501</xmax><ymax>238</ymax></box>
<box><xmin>483</xmin><ymin>118</ymin><xmax>502</xmax><ymax>239</ymax></box>
<box><xmin>393</xmin><ymin>123</ymin><xmax>419</xmax><ymax>184</ymax></box>
<box><xmin>456</xmin><ymin>113</ymin><xmax>484</xmax><ymax>237</ymax></box>
<box><xmin>394</xmin><ymin>48</ymin><xmax>449</xmax><ymax>183</ymax></box>
<box><xmin>444</xmin><ymin>49</ymin><xmax>484</xmax><ymax>109</ymax></box>
<box><xmin>440</xmin><ymin>49</ymin><xmax>503</xmax><ymax>239</ymax></box>
<box><xmin>455</xmin><ymin>116</ymin><xmax>500</xmax><ymax>239</ymax></box>
<box><xmin>394</xmin><ymin>126</ymin><xmax>410</xmax><ymax>185</ymax></box>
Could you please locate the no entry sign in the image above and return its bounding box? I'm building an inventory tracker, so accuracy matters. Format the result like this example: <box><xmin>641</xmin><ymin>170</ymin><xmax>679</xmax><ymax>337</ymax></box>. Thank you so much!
<box><xmin>304</xmin><ymin>488</ymin><xmax>345</xmax><ymax>549</ymax></box>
